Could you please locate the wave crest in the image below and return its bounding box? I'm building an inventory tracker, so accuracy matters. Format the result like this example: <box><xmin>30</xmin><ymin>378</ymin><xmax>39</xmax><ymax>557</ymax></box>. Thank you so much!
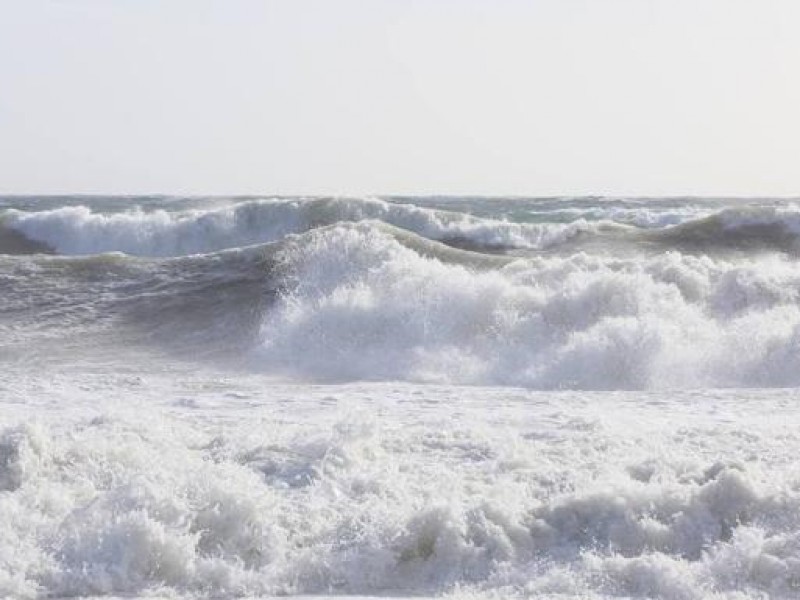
<box><xmin>2</xmin><ymin>197</ymin><xmax>596</xmax><ymax>257</ymax></box>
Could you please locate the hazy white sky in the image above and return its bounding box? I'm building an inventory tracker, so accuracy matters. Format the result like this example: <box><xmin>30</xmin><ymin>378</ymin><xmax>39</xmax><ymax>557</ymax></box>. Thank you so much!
<box><xmin>1</xmin><ymin>0</ymin><xmax>799</xmax><ymax>196</ymax></box>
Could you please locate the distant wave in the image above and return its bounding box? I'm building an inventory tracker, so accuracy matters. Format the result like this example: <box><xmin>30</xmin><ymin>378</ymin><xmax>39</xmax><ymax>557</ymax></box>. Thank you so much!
<box><xmin>5</xmin><ymin>199</ymin><xmax>800</xmax><ymax>260</ymax></box>
<box><xmin>646</xmin><ymin>206</ymin><xmax>800</xmax><ymax>252</ymax></box>
<box><xmin>1</xmin><ymin>197</ymin><xmax>600</xmax><ymax>257</ymax></box>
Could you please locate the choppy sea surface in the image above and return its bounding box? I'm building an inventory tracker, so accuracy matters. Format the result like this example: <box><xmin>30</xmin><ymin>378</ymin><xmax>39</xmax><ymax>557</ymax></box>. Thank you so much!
<box><xmin>2</xmin><ymin>195</ymin><xmax>800</xmax><ymax>598</ymax></box>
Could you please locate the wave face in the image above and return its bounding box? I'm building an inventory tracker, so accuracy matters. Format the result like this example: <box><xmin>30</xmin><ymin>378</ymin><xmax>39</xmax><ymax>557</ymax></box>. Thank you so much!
<box><xmin>4</xmin><ymin>195</ymin><xmax>800</xmax><ymax>389</ymax></box>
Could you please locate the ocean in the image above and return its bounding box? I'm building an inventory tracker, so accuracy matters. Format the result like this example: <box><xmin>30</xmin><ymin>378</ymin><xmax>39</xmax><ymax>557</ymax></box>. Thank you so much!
<box><xmin>2</xmin><ymin>195</ymin><xmax>800</xmax><ymax>598</ymax></box>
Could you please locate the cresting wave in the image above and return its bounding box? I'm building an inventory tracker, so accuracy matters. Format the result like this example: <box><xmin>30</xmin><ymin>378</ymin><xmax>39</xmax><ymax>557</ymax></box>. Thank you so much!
<box><xmin>258</xmin><ymin>223</ymin><xmax>800</xmax><ymax>388</ymax></box>
<box><xmin>5</xmin><ymin>198</ymin><xmax>800</xmax><ymax>259</ymax></box>
<box><xmin>7</xmin><ymin>218</ymin><xmax>800</xmax><ymax>389</ymax></box>
<box><xmin>0</xmin><ymin>197</ymin><xmax>599</xmax><ymax>256</ymax></box>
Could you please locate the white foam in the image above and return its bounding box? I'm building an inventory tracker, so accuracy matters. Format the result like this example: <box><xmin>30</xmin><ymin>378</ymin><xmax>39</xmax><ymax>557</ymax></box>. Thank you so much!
<box><xmin>4</xmin><ymin>198</ymin><xmax>596</xmax><ymax>257</ymax></box>
<box><xmin>259</xmin><ymin>223</ymin><xmax>800</xmax><ymax>389</ymax></box>
<box><xmin>1</xmin><ymin>378</ymin><xmax>799</xmax><ymax>599</ymax></box>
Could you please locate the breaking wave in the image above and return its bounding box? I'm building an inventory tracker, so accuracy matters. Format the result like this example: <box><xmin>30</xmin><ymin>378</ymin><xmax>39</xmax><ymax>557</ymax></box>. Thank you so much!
<box><xmin>6</xmin><ymin>217</ymin><xmax>800</xmax><ymax>389</ymax></box>
<box><xmin>1</xmin><ymin>197</ymin><xmax>598</xmax><ymax>257</ymax></box>
<box><xmin>5</xmin><ymin>198</ymin><xmax>800</xmax><ymax>259</ymax></box>
<box><xmin>257</xmin><ymin>223</ymin><xmax>800</xmax><ymax>389</ymax></box>
<box><xmin>6</xmin><ymin>199</ymin><xmax>800</xmax><ymax>389</ymax></box>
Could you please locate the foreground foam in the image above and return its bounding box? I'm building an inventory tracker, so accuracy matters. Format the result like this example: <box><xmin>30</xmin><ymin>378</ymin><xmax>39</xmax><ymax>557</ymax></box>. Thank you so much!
<box><xmin>1</xmin><ymin>383</ymin><xmax>798</xmax><ymax>599</ymax></box>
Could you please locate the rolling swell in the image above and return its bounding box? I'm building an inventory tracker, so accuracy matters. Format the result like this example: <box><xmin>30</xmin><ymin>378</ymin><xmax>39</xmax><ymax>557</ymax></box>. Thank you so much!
<box><xmin>0</xmin><ymin>222</ymin><xmax>54</xmax><ymax>255</ymax></box>
<box><xmin>0</xmin><ymin>244</ymin><xmax>280</xmax><ymax>363</ymax></box>
<box><xmin>645</xmin><ymin>206</ymin><xmax>800</xmax><ymax>253</ymax></box>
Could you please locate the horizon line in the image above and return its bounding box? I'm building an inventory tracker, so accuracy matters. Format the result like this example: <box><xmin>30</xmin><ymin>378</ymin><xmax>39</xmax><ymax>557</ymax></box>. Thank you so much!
<box><xmin>2</xmin><ymin>192</ymin><xmax>800</xmax><ymax>200</ymax></box>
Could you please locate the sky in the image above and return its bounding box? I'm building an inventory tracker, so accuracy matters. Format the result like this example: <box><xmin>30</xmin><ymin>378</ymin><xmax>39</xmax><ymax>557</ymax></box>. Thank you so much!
<box><xmin>1</xmin><ymin>0</ymin><xmax>799</xmax><ymax>196</ymax></box>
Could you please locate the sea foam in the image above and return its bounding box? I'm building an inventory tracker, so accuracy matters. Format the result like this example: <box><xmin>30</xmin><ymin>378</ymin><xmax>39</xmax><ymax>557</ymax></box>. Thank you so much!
<box><xmin>259</xmin><ymin>223</ymin><xmax>800</xmax><ymax>389</ymax></box>
<box><xmin>1</xmin><ymin>383</ymin><xmax>798</xmax><ymax>599</ymax></box>
<box><xmin>2</xmin><ymin>198</ymin><xmax>595</xmax><ymax>257</ymax></box>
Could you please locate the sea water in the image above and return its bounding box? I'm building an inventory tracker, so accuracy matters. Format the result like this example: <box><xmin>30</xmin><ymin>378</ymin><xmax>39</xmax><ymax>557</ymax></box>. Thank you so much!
<box><xmin>2</xmin><ymin>195</ymin><xmax>800</xmax><ymax>598</ymax></box>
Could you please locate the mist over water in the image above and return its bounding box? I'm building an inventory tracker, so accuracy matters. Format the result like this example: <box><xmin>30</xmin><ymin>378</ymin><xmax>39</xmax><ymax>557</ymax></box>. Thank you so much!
<box><xmin>3</xmin><ymin>195</ymin><xmax>800</xmax><ymax>598</ymax></box>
